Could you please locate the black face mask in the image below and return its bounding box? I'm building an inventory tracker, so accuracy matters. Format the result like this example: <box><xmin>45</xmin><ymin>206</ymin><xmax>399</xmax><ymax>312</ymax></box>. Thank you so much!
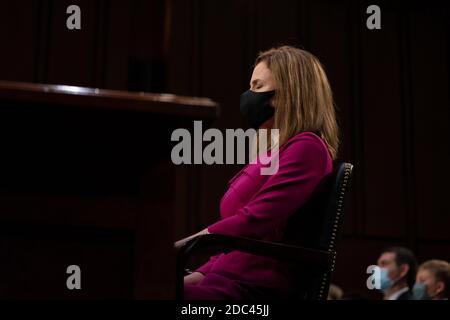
<box><xmin>240</xmin><ymin>90</ymin><xmax>275</xmax><ymax>128</ymax></box>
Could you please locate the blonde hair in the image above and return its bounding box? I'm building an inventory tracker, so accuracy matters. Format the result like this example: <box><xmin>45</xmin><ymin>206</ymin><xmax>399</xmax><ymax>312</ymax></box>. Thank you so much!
<box><xmin>254</xmin><ymin>45</ymin><xmax>340</xmax><ymax>160</ymax></box>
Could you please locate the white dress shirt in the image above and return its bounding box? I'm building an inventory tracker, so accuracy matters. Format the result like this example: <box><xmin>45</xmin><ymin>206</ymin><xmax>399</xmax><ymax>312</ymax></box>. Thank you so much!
<box><xmin>387</xmin><ymin>287</ymin><xmax>409</xmax><ymax>300</ymax></box>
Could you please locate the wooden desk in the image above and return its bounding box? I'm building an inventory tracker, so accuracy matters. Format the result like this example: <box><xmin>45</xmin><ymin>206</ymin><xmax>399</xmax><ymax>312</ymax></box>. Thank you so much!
<box><xmin>0</xmin><ymin>81</ymin><xmax>219</xmax><ymax>299</ymax></box>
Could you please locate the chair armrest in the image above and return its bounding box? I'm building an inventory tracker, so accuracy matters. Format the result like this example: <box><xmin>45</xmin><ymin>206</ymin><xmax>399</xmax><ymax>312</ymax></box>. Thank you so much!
<box><xmin>177</xmin><ymin>233</ymin><xmax>332</xmax><ymax>270</ymax></box>
<box><xmin>175</xmin><ymin>233</ymin><xmax>333</xmax><ymax>299</ymax></box>
<box><xmin>175</xmin><ymin>233</ymin><xmax>333</xmax><ymax>300</ymax></box>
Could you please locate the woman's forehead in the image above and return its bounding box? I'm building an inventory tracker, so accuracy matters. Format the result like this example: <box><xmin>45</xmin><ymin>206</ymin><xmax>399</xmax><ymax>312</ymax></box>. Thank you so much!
<box><xmin>251</xmin><ymin>62</ymin><xmax>272</xmax><ymax>82</ymax></box>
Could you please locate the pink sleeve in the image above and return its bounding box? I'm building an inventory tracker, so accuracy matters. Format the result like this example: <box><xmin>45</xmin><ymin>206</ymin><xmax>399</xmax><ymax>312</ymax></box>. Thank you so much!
<box><xmin>195</xmin><ymin>254</ymin><xmax>222</xmax><ymax>275</ymax></box>
<box><xmin>207</xmin><ymin>134</ymin><xmax>331</xmax><ymax>239</ymax></box>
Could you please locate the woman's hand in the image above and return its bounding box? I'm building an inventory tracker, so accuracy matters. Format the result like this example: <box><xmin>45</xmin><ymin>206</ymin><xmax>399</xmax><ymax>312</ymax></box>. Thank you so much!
<box><xmin>174</xmin><ymin>238</ymin><xmax>188</xmax><ymax>249</ymax></box>
<box><xmin>174</xmin><ymin>228</ymin><xmax>210</xmax><ymax>249</ymax></box>
<box><xmin>184</xmin><ymin>272</ymin><xmax>205</xmax><ymax>285</ymax></box>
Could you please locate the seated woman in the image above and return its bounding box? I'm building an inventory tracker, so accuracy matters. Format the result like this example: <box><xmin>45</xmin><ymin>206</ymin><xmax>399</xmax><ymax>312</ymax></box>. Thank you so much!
<box><xmin>175</xmin><ymin>45</ymin><xmax>340</xmax><ymax>300</ymax></box>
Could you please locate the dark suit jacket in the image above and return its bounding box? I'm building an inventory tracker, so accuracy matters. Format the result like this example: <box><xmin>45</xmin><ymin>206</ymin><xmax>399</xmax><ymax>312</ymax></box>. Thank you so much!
<box><xmin>397</xmin><ymin>290</ymin><xmax>414</xmax><ymax>300</ymax></box>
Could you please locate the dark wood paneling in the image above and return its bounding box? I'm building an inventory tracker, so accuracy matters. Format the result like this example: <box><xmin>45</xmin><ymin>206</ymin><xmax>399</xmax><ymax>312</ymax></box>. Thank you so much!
<box><xmin>103</xmin><ymin>1</ymin><xmax>131</xmax><ymax>90</ymax></box>
<box><xmin>0</xmin><ymin>225</ymin><xmax>134</xmax><ymax>299</ymax></box>
<box><xmin>45</xmin><ymin>0</ymin><xmax>98</xmax><ymax>86</ymax></box>
<box><xmin>418</xmin><ymin>242</ymin><xmax>450</xmax><ymax>262</ymax></box>
<box><xmin>0</xmin><ymin>1</ymin><xmax>38</xmax><ymax>81</ymax></box>
<box><xmin>166</xmin><ymin>0</ymin><xmax>197</xmax><ymax>96</ymax></box>
<box><xmin>256</xmin><ymin>0</ymin><xmax>298</xmax><ymax>50</ymax></box>
<box><xmin>0</xmin><ymin>81</ymin><xmax>219</xmax><ymax>298</ymax></box>
<box><xmin>308</xmin><ymin>0</ymin><xmax>357</xmax><ymax>235</ymax></box>
<box><xmin>359</xmin><ymin>4</ymin><xmax>407</xmax><ymax>238</ymax></box>
<box><xmin>409</xmin><ymin>5</ymin><xmax>450</xmax><ymax>241</ymax></box>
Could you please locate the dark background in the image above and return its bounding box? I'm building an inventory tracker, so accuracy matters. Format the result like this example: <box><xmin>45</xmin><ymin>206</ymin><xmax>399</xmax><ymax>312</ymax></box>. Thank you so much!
<box><xmin>0</xmin><ymin>0</ymin><xmax>449</xmax><ymax>298</ymax></box>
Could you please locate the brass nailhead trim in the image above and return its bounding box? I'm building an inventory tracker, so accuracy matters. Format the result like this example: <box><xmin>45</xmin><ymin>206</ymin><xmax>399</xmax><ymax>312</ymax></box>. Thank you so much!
<box><xmin>318</xmin><ymin>164</ymin><xmax>352</xmax><ymax>300</ymax></box>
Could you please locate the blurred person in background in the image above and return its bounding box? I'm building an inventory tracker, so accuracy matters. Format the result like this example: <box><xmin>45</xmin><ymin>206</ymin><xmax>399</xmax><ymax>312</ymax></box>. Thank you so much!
<box><xmin>413</xmin><ymin>259</ymin><xmax>450</xmax><ymax>300</ymax></box>
<box><xmin>327</xmin><ymin>283</ymin><xmax>344</xmax><ymax>300</ymax></box>
<box><xmin>376</xmin><ymin>246</ymin><xmax>417</xmax><ymax>300</ymax></box>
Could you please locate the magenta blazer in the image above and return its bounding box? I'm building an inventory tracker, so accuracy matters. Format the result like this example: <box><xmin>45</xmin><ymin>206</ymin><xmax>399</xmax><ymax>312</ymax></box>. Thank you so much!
<box><xmin>186</xmin><ymin>131</ymin><xmax>333</xmax><ymax>299</ymax></box>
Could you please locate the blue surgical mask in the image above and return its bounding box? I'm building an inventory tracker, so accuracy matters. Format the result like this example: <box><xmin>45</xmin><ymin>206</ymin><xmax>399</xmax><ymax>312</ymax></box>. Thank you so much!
<box><xmin>412</xmin><ymin>283</ymin><xmax>431</xmax><ymax>300</ymax></box>
<box><xmin>379</xmin><ymin>268</ymin><xmax>393</xmax><ymax>293</ymax></box>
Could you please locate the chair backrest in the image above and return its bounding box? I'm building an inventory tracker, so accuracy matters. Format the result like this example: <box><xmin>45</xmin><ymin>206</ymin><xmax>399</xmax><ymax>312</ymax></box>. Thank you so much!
<box><xmin>282</xmin><ymin>162</ymin><xmax>353</xmax><ymax>300</ymax></box>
